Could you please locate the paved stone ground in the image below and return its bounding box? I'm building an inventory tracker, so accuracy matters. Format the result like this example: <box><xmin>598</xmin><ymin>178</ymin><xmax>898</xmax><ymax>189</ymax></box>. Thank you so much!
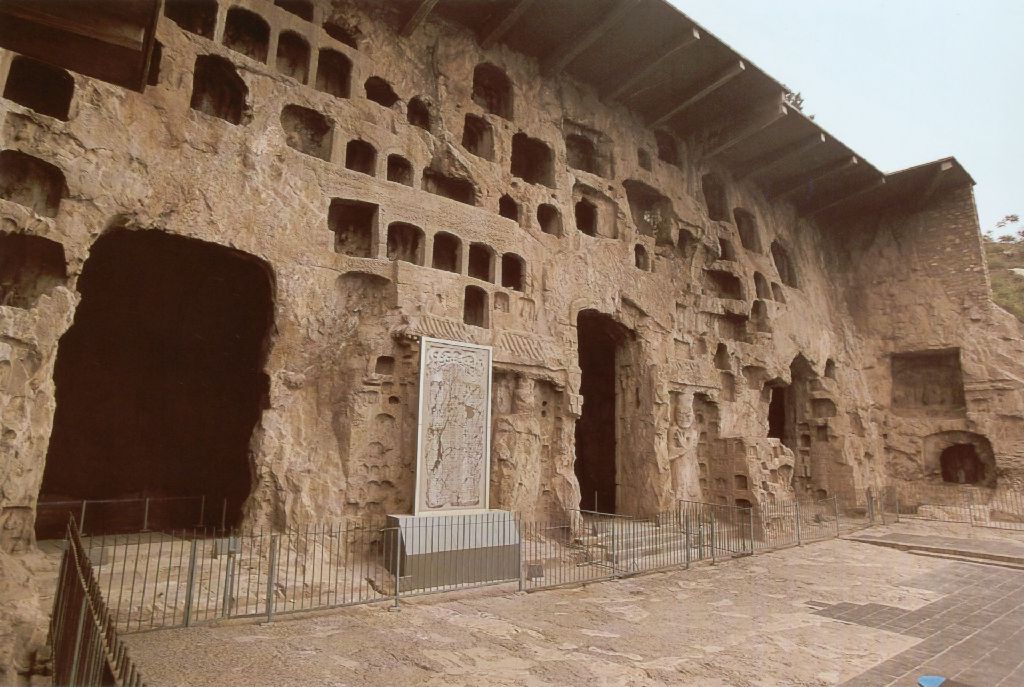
<box><xmin>124</xmin><ymin>522</ymin><xmax>1024</xmax><ymax>687</ymax></box>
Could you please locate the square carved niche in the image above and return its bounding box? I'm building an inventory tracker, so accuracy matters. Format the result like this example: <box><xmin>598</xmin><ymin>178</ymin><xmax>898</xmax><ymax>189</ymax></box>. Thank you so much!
<box><xmin>890</xmin><ymin>349</ymin><xmax>966</xmax><ymax>415</ymax></box>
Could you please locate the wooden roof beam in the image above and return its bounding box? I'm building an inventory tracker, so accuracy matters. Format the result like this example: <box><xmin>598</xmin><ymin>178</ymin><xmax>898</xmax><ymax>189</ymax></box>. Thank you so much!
<box><xmin>400</xmin><ymin>0</ymin><xmax>440</xmax><ymax>37</ymax></box>
<box><xmin>480</xmin><ymin>0</ymin><xmax>536</xmax><ymax>49</ymax></box>
<box><xmin>706</xmin><ymin>102</ymin><xmax>788</xmax><ymax>160</ymax></box>
<box><xmin>734</xmin><ymin>132</ymin><xmax>826</xmax><ymax>181</ymax></box>
<box><xmin>605</xmin><ymin>26</ymin><xmax>701</xmax><ymax>100</ymax></box>
<box><xmin>770</xmin><ymin>156</ymin><xmax>859</xmax><ymax>201</ymax></box>
<box><xmin>807</xmin><ymin>177</ymin><xmax>886</xmax><ymax>216</ymax></box>
<box><xmin>918</xmin><ymin>160</ymin><xmax>955</xmax><ymax>205</ymax></box>
<box><xmin>543</xmin><ymin>0</ymin><xmax>640</xmax><ymax>76</ymax></box>
<box><xmin>649</xmin><ymin>61</ymin><xmax>745</xmax><ymax>127</ymax></box>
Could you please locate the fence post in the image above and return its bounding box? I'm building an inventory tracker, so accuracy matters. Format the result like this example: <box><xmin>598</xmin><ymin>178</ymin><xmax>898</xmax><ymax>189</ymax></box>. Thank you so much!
<box><xmin>684</xmin><ymin>511</ymin><xmax>690</xmax><ymax>569</ymax></box>
<box><xmin>221</xmin><ymin>553</ymin><xmax>235</xmax><ymax>618</ymax></box>
<box><xmin>68</xmin><ymin>596</ymin><xmax>88</xmax><ymax>683</ymax></box>
<box><xmin>710</xmin><ymin>512</ymin><xmax>716</xmax><ymax>564</ymax></box>
<box><xmin>183</xmin><ymin>538</ymin><xmax>199</xmax><ymax>627</ymax></box>
<box><xmin>833</xmin><ymin>495</ymin><xmax>841</xmax><ymax>534</ymax></box>
<box><xmin>794</xmin><ymin>500</ymin><xmax>802</xmax><ymax>546</ymax></box>
<box><xmin>867</xmin><ymin>490</ymin><xmax>875</xmax><ymax>525</ymax></box>
<box><xmin>748</xmin><ymin>506</ymin><xmax>755</xmax><ymax>554</ymax></box>
<box><xmin>198</xmin><ymin>496</ymin><xmax>206</xmax><ymax>528</ymax></box>
<box><xmin>221</xmin><ymin>499</ymin><xmax>227</xmax><ymax>532</ymax></box>
<box><xmin>265</xmin><ymin>534</ymin><xmax>278</xmax><ymax>623</ymax></box>
<box><xmin>142</xmin><ymin>498</ymin><xmax>150</xmax><ymax>532</ymax></box>
<box><xmin>516</xmin><ymin>514</ymin><xmax>524</xmax><ymax>592</ymax></box>
<box><xmin>391</xmin><ymin>527</ymin><xmax>402</xmax><ymax>610</ymax></box>
<box><xmin>79</xmin><ymin>501</ymin><xmax>87</xmax><ymax>536</ymax></box>
<box><xmin>894</xmin><ymin>487</ymin><xmax>900</xmax><ymax>523</ymax></box>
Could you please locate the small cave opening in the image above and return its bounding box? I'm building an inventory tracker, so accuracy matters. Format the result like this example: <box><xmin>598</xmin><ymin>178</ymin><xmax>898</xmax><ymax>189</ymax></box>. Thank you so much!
<box><xmin>190</xmin><ymin>55</ymin><xmax>248</xmax><ymax>125</ymax></box>
<box><xmin>634</xmin><ymin>244</ymin><xmax>650</xmax><ymax>271</ymax></box>
<box><xmin>654</xmin><ymin>130</ymin><xmax>678</xmax><ymax>165</ymax></box>
<box><xmin>511</xmin><ymin>133</ymin><xmax>555</xmax><ymax>187</ymax></box>
<box><xmin>281</xmin><ymin>104</ymin><xmax>333</xmax><ymax>160</ymax></box>
<box><xmin>345</xmin><ymin>139</ymin><xmax>377</xmax><ymax>176</ymax></box>
<box><xmin>323</xmin><ymin>20</ymin><xmax>359</xmax><ymax>48</ymax></box>
<box><xmin>734</xmin><ymin>208</ymin><xmax>762</xmax><ymax>253</ymax></box>
<box><xmin>575</xmin><ymin>198</ymin><xmax>597</xmax><ymax>236</ymax></box>
<box><xmin>940</xmin><ymin>444</ymin><xmax>986</xmax><ymax>485</ymax></box>
<box><xmin>461</xmin><ymin>114</ymin><xmax>494</xmax><ymax>160</ymax></box>
<box><xmin>472</xmin><ymin>63</ymin><xmax>513</xmax><ymax>119</ymax></box>
<box><xmin>565</xmin><ymin>134</ymin><xmax>599</xmax><ymax>175</ymax></box>
<box><xmin>705</xmin><ymin>269</ymin><xmax>744</xmax><ymax>300</ymax></box>
<box><xmin>637</xmin><ymin>148</ymin><xmax>652</xmax><ymax>171</ymax></box>
<box><xmin>701</xmin><ymin>172</ymin><xmax>728</xmax><ymax>221</ymax></box>
<box><xmin>734</xmin><ymin>474</ymin><xmax>748</xmax><ymax>490</ymax></box>
<box><xmin>223</xmin><ymin>7</ymin><xmax>270</xmax><ymax>63</ymax></box>
<box><xmin>767</xmin><ymin>385</ymin><xmax>787</xmax><ymax>441</ymax></box>
<box><xmin>165</xmin><ymin>0</ymin><xmax>217</xmax><ymax>37</ymax></box>
<box><xmin>501</xmin><ymin>253</ymin><xmax>524</xmax><ymax>291</ymax></box>
<box><xmin>0</xmin><ymin>150</ymin><xmax>66</xmax><ymax>218</ymax></box>
<box><xmin>386</xmin><ymin>222</ymin><xmax>423</xmax><ymax>265</ymax></box>
<box><xmin>537</xmin><ymin>204</ymin><xmax>562</xmax><ymax>236</ymax></box>
<box><xmin>754</xmin><ymin>272</ymin><xmax>770</xmax><ymax>299</ymax></box>
<box><xmin>623</xmin><ymin>180</ymin><xmax>675</xmax><ymax>245</ymax></box>
<box><xmin>714</xmin><ymin>343</ymin><xmax>730</xmax><ymax>371</ymax></box>
<box><xmin>575</xmin><ymin>310</ymin><xmax>628</xmax><ymax>513</ymax></box>
<box><xmin>386</xmin><ymin>154</ymin><xmax>413</xmax><ymax>186</ymax></box>
<box><xmin>422</xmin><ymin>169</ymin><xmax>476</xmax><ymax>205</ymax></box>
<box><xmin>3</xmin><ymin>56</ymin><xmax>73</xmax><ymax>121</ymax></box>
<box><xmin>771</xmin><ymin>240</ymin><xmax>799</xmax><ymax>288</ymax></box>
<box><xmin>718</xmin><ymin>237</ymin><xmax>737</xmax><ymax>261</ymax></box>
<box><xmin>468</xmin><ymin>243</ymin><xmax>494</xmax><ymax>282</ymax></box>
<box><xmin>328</xmin><ymin>199</ymin><xmax>377</xmax><ymax>257</ymax></box>
<box><xmin>315</xmin><ymin>49</ymin><xmax>351</xmax><ymax>98</ymax></box>
<box><xmin>407</xmin><ymin>97</ymin><xmax>432</xmax><ymax>131</ymax></box>
<box><xmin>375</xmin><ymin>355</ymin><xmax>395</xmax><ymax>375</ymax></box>
<box><xmin>275</xmin><ymin>31</ymin><xmax>310</xmax><ymax>83</ymax></box>
<box><xmin>275</xmin><ymin>0</ymin><xmax>314</xmax><ymax>21</ymax></box>
<box><xmin>0</xmin><ymin>232</ymin><xmax>67</xmax><ymax>308</ymax></box>
<box><xmin>824</xmin><ymin>359</ymin><xmax>836</xmax><ymax>379</ymax></box>
<box><xmin>39</xmin><ymin>230</ymin><xmax>273</xmax><ymax>532</ymax></box>
<box><xmin>463</xmin><ymin>285</ymin><xmax>488</xmax><ymax>327</ymax></box>
<box><xmin>365</xmin><ymin>76</ymin><xmax>399</xmax><ymax>108</ymax></box>
<box><xmin>498</xmin><ymin>195</ymin><xmax>519</xmax><ymax>222</ymax></box>
<box><xmin>431</xmin><ymin>232</ymin><xmax>461</xmax><ymax>272</ymax></box>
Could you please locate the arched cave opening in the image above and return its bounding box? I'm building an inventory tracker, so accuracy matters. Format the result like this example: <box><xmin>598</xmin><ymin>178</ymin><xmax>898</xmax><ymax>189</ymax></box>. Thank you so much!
<box><xmin>940</xmin><ymin>444</ymin><xmax>986</xmax><ymax>485</ymax></box>
<box><xmin>37</xmin><ymin>230</ymin><xmax>273</xmax><ymax>537</ymax></box>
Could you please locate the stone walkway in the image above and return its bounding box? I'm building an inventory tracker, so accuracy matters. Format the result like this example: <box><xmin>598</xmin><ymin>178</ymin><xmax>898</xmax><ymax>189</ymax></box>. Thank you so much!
<box><xmin>847</xmin><ymin>531</ymin><xmax>1024</xmax><ymax>566</ymax></box>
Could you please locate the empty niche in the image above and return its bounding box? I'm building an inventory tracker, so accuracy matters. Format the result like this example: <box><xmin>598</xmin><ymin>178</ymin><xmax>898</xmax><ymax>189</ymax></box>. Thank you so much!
<box><xmin>165</xmin><ymin>0</ymin><xmax>217</xmax><ymax>37</ymax></box>
<box><xmin>714</xmin><ymin>343</ymin><xmax>730</xmax><ymax>371</ymax></box>
<box><xmin>328</xmin><ymin>199</ymin><xmax>377</xmax><ymax>257</ymax></box>
<box><xmin>734</xmin><ymin>474</ymin><xmax>748</xmax><ymax>490</ymax></box>
<box><xmin>422</xmin><ymin>169</ymin><xmax>476</xmax><ymax>205</ymax></box>
<box><xmin>374</xmin><ymin>355</ymin><xmax>395</xmax><ymax>375</ymax></box>
<box><xmin>537</xmin><ymin>204</ymin><xmax>562</xmax><ymax>236</ymax></box>
<box><xmin>770</xmin><ymin>240</ymin><xmax>799</xmax><ymax>288</ymax></box>
<box><xmin>501</xmin><ymin>253</ymin><xmax>524</xmax><ymax>290</ymax></box>
<box><xmin>431</xmin><ymin>232</ymin><xmax>461</xmax><ymax>272</ymax></box>
<box><xmin>472</xmin><ymin>63</ymin><xmax>512</xmax><ymax>119</ymax></box>
<box><xmin>705</xmin><ymin>269</ymin><xmax>744</xmax><ymax>300</ymax></box>
<box><xmin>407</xmin><ymin>97</ymin><xmax>432</xmax><ymax>131</ymax></box>
<box><xmin>3</xmin><ymin>56</ymin><xmax>73</xmax><ymax>121</ymax></box>
<box><xmin>345</xmin><ymin>140</ymin><xmax>377</xmax><ymax>175</ymax></box>
<box><xmin>701</xmin><ymin>172</ymin><xmax>728</xmax><ymax>221</ymax></box>
<box><xmin>634</xmin><ymin>244</ymin><xmax>650</xmax><ymax>271</ymax></box>
<box><xmin>386</xmin><ymin>155</ymin><xmax>413</xmax><ymax>186</ymax></box>
<box><xmin>468</xmin><ymin>243</ymin><xmax>494</xmax><ymax>282</ymax></box>
<box><xmin>0</xmin><ymin>232</ymin><xmax>67</xmax><ymax>308</ymax></box>
<box><xmin>223</xmin><ymin>8</ymin><xmax>270</xmax><ymax>63</ymax></box>
<box><xmin>753</xmin><ymin>272</ymin><xmax>770</xmax><ymax>299</ymax></box>
<box><xmin>654</xmin><ymin>130</ymin><xmax>678</xmax><ymax>165</ymax></box>
<box><xmin>565</xmin><ymin>133</ymin><xmax>601</xmax><ymax>176</ymax></box>
<box><xmin>771</xmin><ymin>282</ymin><xmax>786</xmax><ymax>302</ymax></box>
<box><xmin>280</xmin><ymin>105</ymin><xmax>332</xmax><ymax>160</ymax></box>
<box><xmin>315</xmin><ymin>49</ymin><xmax>351</xmax><ymax>98</ymax></box>
<box><xmin>275</xmin><ymin>0</ymin><xmax>313</xmax><ymax>21</ymax></box>
<box><xmin>365</xmin><ymin>76</ymin><xmax>399</xmax><ymax>108</ymax></box>
<box><xmin>386</xmin><ymin>223</ymin><xmax>423</xmax><ymax>265</ymax></box>
<box><xmin>637</xmin><ymin>148</ymin><xmax>652</xmax><ymax>171</ymax></box>
<box><xmin>323</xmin><ymin>20</ymin><xmax>359</xmax><ymax>48</ymax></box>
<box><xmin>719</xmin><ymin>371</ymin><xmax>736</xmax><ymax>401</ymax></box>
<box><xmin>891</xmin><ymin>349</ymin><xmax>966</xmax><ymax>413</ymax></box>
<box><xmin>751</xmin><ymin>300</ymin><xmax>771</xmax><ymax>332</ymax></box>
<box><xmin>511</xmin><ymin>133</ymin><xmax>554</xmax><ymax>187</ymax></box>
<box><xmin>575</xmin><ymin>198</ymin><xmax>597</xmax><ymax>236</ymax></box>
<box><xmin>824</xmin><ymin>359</ymin><xmax>836</xmax><ymax>379</ymax></box>
<box><xmin>623</xmin><ymin>180</ymin><xmax>676</xmax><ymax>245</ymax></box>
<box><xmin>190</xmin><ymin>55</ymin><xmax>248</xmax><ymax>124</ymax></box>
<box><xmin>461</xmin><ymin>114</ymin><xmax>494</xmax><ymax>160</ymax></box>
<box><xmin>498</xmin><ymin>195</ymin><xmax>519</xmax><ymax>222</ymax></box>
<box><xmin>276</xmin><ymin>31</ymin><xmax>310</xmax><ymax>83</ymax></box>
<box><xmin>718</xmin><ymin>312</ymin><xmax>750</xmax><ymax>342</ymax></box>
<box><xmin>0</xmin><ymin>150</ymin><xmax>66</xmax><ymax>217</ymax></box>
<box><xmin>733</xmin><ymin>208</ymin><xmax>762</xmax><ymax>252</ymax></box>
<box><xmin>463</xmin><ymin>285</ymin><xmax>488</xmax><ymax>327</ymax></box>
<box><xmin>926</xmin><ymin>432</ymin><xmax>995</xmax><ymax>486</ymax></box>
<box><xmin>718</xmin><ymin>237</ymin><xmax>737</xmax><ymax>261</ymax></box>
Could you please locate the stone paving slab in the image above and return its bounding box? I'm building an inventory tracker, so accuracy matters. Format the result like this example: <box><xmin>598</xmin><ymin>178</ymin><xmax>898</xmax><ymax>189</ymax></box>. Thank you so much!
<box><xmin>848</xmin><ymin>532</ymin><xmax>1024</xmax><ymax>565</ymax></box>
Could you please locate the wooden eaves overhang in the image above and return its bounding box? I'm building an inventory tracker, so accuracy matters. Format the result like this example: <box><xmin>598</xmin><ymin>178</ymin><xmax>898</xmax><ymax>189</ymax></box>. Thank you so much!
<box><xmin>393</xmin><ymin>0</ymin><xmax>975</xmax><ymax>218</ymax></box>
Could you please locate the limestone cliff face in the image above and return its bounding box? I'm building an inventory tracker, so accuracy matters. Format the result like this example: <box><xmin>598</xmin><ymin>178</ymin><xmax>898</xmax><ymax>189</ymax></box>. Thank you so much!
<box><xmin>0</xmin><ymin>0</ymin><xmax>1022</xmax><ymax>676</ymax></box>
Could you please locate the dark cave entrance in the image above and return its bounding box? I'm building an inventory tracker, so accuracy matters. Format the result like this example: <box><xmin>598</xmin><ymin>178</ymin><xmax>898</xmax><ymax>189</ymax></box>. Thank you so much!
<box><xmin>575</xmin><ymin>310</ymin><xmax>627</xmax><ymax>513</ymax></box>
<box><xmin>940</xmin><ymin>444</ymin><xmax>985</xmax><ymax>485</ymax></box>
<box><xmin>767</xmin><ymin>386</ymin><xmax>787</xmax><ymax>441</ymax></box>
<box><xmin>37</xmin><ymin>230</ymin><xmax>273</xmax><ymax>537</ymax></box>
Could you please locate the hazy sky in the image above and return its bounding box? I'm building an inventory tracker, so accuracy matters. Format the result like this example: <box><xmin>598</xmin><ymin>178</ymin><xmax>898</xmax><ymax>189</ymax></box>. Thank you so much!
<box><xmin>675</xmin><ymin>0</ymin><xmax>1023</xmax><ymax>236</ymax></box>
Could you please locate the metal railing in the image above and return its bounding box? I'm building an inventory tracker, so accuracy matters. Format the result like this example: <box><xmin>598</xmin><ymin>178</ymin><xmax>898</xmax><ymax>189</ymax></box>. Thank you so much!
<box><xmin>35</xmin><ymin>496</ymin><xmax>234</xmax><ymax>540</ymax></box>
<box><xmin>50</xmin><ymin>517</ymin><xmax>148</xmax><ymax>686</ymax></box>
<box><xmin>893</xmin><ymin>482</ymin><xmax>1024</xmax><ymax>531</ymax></box>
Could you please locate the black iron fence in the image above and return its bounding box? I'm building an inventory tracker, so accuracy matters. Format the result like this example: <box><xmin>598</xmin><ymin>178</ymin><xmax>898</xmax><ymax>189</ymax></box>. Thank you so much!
<box><xmin>50</xmin><ymin>518</ymin><xmax>148</xmax><ymax>686</ymax></box>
